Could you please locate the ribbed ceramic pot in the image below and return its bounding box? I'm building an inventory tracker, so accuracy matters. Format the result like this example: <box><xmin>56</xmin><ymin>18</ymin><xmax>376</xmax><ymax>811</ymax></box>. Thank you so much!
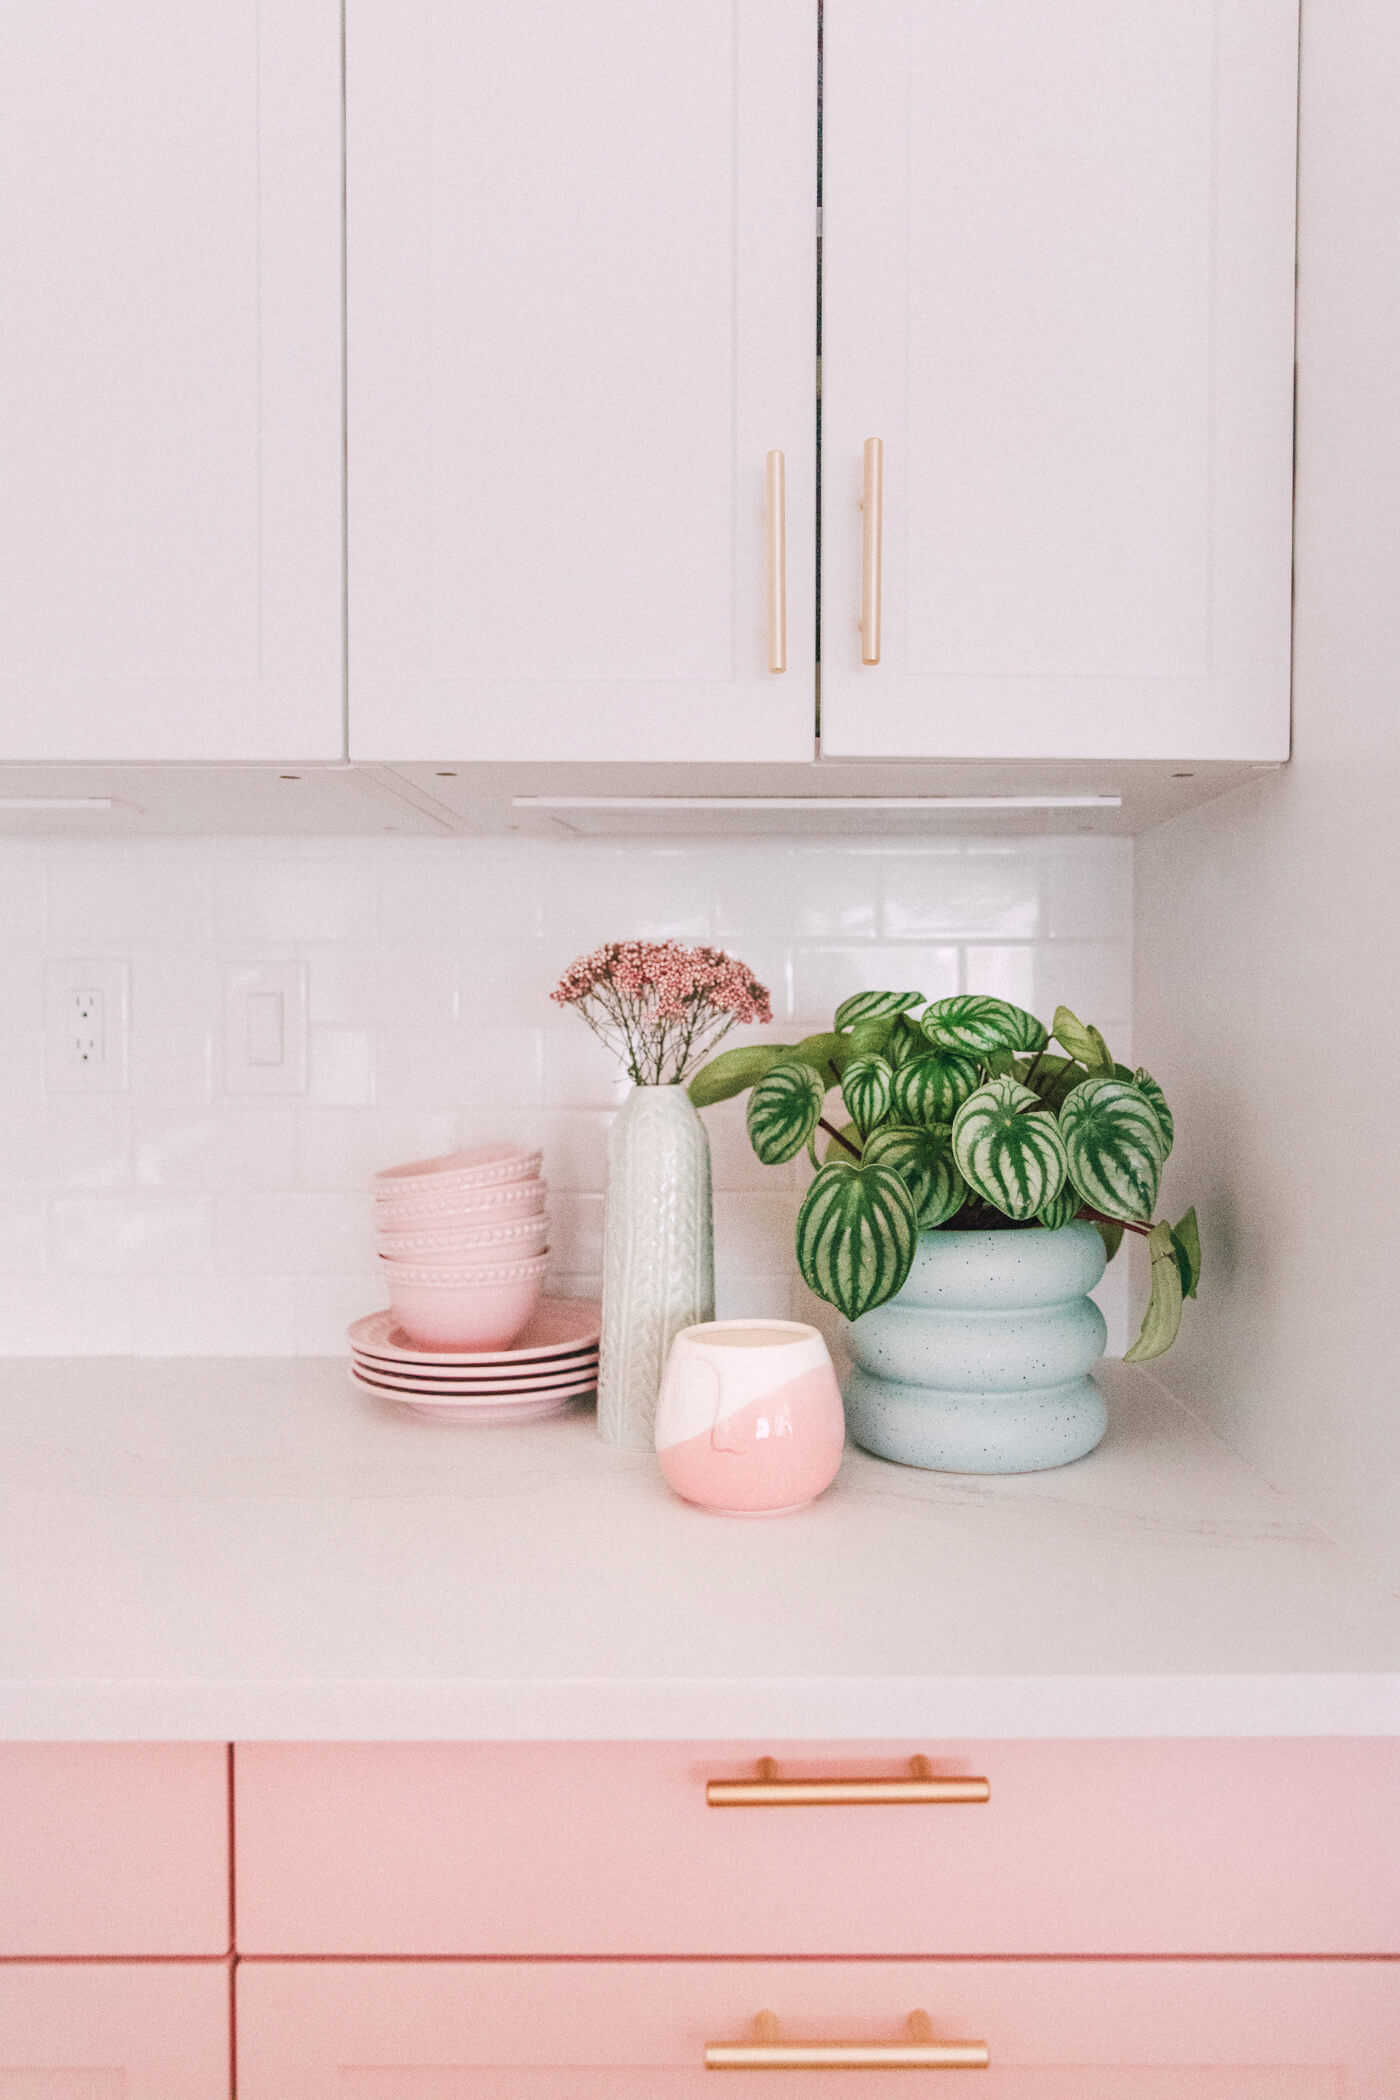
<box><xmin>597</xmin><ymin>1083</ymin><xmax>715</xmax><ymax>1451</ymax></box>
<box><xmin>841</xmin><ymin>1222</ymin><xmax>1108</xmax><ymax>1473</ymax></box>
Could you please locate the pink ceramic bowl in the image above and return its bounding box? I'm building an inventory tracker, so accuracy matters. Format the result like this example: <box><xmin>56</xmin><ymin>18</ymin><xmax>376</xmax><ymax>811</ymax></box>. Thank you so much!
<box><xmin>376</xmin><ymin>1214</ymin><xmax>550</xmax><ymax>1264</ymax></box>
<box><xmin>373</xmin><ymin>1144</ymin><xmax>543</xmax><ymax>1200</ymax></box>
<box><xmin>374</xmin><ymin>1177</ymin><xmax>547</xmax><ymax>1232</ymax></box>
<box><xmin>380</xmin><ymin>1254</ymin><xmax>547</xmax><ymax>1352</ymax></box>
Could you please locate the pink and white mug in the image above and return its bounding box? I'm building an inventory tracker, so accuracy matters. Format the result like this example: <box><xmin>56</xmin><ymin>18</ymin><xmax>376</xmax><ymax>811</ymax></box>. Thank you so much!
<box><xmin>654</xmin><ymin>1319</ymin><xmax>845</xmax><ymax>1515</ymax></box>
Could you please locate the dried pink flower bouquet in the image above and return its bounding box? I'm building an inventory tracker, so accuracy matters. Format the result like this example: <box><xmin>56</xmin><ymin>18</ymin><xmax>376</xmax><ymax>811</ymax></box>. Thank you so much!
<box><xmin>552</xmin><ymin>940</ymin><xmax>772</xmax><ymax>1087</ymax></box>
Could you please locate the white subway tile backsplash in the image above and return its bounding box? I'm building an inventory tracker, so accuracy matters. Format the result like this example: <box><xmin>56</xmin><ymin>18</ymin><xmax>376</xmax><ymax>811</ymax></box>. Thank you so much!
<box><xmin>0</xmin><ymin>863</ymin><xmax>45</xmax><ymax>944</ymax></box>
<box><xmin>49</xmin><ymin>852</ymin><xmax>212</xmax><ymax>945</ymax></box>
<box><xmin>0</xmin><ymin>832</ymin><xmax>1131</xmax><ymax>1354</ymax></box>
<box><xmin>51</xmin><ymin>1194</ymin><xmax>212</xmax><ymax>1275</ymax></box>
<box><xmin>211</xmin><ymin>859</ymin><xmax>376</xmax><ymax>943</ymax></box>
<box><xmin>0</xmin><ymin>1273</ymin><xmax>135</xmax><ymax>1353</ymax></box>
<box><xmin>881</xmin><ymin>847</ymin><xmax>1042</xmax><ymax>941</ymax></box>
<box><xmin>1044</xmin><ymin>836</ymin><xmax>1134</xmax><ymax>940</ymax></box>
<box><xmin>128</xmin><ymin>1272</ymin><xmax>298</xmax><ymax>1356</ymax></box>
<box><xmin>307</xmin><ymin>1027</ymin><xmax>376</xmax><ymax>1107</ymax></box>
<box><xmin>792</xmin><ymin>942</ymin><xmax>960</xmax><ymax>1024</ymax></box>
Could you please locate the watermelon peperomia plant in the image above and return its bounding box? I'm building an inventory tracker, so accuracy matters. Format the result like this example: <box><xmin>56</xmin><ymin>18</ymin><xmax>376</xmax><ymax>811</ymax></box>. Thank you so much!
<box><xmin>689</xmin><ymin>992</ymin><xmax>1199</xmax><ymax>1361</ymax></box>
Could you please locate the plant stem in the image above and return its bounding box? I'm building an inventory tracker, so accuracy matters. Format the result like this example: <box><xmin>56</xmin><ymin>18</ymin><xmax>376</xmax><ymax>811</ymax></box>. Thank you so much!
<box><xmin>1077</xmin><ymin>1205</ymin><xmax>1152</xmax><ymax>1239</ymax></box>
<box><xmin>818</xmin><ymin>1116</ymin><xmax>861</xmax><ymax>1160</ymax></box>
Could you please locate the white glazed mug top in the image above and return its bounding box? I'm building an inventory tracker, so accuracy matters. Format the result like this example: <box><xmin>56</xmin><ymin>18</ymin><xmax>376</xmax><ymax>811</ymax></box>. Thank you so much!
<box><xmin>658</xmin><ymin>1319</ymin><xmax>832</xmax><ymax>1447</ymax></box>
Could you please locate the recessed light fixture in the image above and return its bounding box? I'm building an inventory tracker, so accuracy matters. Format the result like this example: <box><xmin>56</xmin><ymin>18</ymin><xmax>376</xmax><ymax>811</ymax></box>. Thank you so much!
<box><xmin>0</xmin><ymin>796</ymin><xmax>114</xmax><ymax>812</ymax></box>
<box><xmin>511</xmin><ymin>794</ymin><xmax>1122</xmax><ymax>813</ymax></box>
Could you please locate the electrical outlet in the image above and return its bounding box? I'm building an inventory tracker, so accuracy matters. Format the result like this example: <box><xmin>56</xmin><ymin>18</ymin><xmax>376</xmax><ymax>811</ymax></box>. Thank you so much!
<box><xmin>223</xmin><ymin>962</ymin><xmax>307</xmax><ymax>1095</ymax></box>
<box><xmin>45</xmin><ymin>960</ymin><xmax>130</xmax><ymax>1094</ymax></box>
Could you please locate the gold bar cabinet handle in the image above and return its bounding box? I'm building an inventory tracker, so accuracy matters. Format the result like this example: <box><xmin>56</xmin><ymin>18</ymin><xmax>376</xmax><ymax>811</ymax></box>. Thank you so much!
<box><xmin>766</xmin><ymin>448</ymin><xmax>787</xmax><ymax>672</ymax></box>
<box><xmin>707</xmin><ymin>2008</ymin><xmax>990</xmax><ymax>2072</ymax></box>
<box><xmin>860</xmin><ymin>435</ymin><xmax>883</xmax><ymax>664</ymax></box>
<box><xmin>707</xmin><ymin>1755</ymin><xmax>989</xmax><ymax>1807</ymax></box>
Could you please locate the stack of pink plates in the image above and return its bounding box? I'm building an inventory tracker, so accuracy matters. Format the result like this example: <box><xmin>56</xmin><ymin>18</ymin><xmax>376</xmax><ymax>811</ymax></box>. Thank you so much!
<box><xmin>348</xmin><ymin>1298</ymin><xmax>601</xmax><ymax>1423</ymax></box>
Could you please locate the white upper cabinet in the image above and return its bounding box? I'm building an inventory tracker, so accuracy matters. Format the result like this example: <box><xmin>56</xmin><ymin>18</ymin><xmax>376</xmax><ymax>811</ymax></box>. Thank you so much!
<box><xmin>347</xmin><ymin>1</ymin><xmax>817</xmax><ymax>764</ymax></box>
<box><xmin>0</xmin><ymin>2</ymin><xmax>344</xmax><ymax>763</ymax></box>
<box><xmin>820</xmin><ymin>0</ymin><xmax>1298</xmax><ymax>763</ymax></box>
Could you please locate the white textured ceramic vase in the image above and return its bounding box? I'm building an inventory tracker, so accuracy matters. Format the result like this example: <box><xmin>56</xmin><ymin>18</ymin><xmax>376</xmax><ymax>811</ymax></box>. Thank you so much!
<box><xmin>597</xmin><ymin>1084</ymin><xmax>715</xmax><ymax>1450</ymax></box>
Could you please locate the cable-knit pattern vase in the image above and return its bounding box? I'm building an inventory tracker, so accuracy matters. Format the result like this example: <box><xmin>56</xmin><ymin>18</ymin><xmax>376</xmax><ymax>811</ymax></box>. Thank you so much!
<box><xmin>597</xmin><ymin>1083</ymin><xmax>714</xmax><ymax>1450</ymax></box>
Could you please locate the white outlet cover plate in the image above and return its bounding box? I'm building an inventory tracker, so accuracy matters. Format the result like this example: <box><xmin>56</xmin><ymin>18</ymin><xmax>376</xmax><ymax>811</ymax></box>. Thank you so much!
<box><xmin>44</xmin><ymin>958</ymin><xmax>130</xmax><ymax>1094</ymax></box>
<box><xmin>223</xmin><ymin>962</ymin><xmax>308</xmax><ymax>1096</ymax></box>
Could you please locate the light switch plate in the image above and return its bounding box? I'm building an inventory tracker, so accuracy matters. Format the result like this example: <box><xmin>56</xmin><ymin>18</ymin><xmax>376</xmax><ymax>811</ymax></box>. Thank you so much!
<box><xmin>223</xmin><ymin>962</ymin><xmax>308</xmax><ymax>1095</ymax></box>
<box><xmin>44</xmin><ymin>958</ymin><xmax>130</xmax><ymax>1093</ymax></box>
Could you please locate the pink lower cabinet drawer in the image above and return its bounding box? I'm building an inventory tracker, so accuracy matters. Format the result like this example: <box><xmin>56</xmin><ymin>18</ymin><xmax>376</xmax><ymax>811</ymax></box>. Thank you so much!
<box><xmin>232</xmin><ymin>1738</ymin><xmax>1400</xmax><ymax>1955</ymax></box>
<box><xmin>0</xmin><ymin>1743</ymin><xmax>230</xmax><ymax>1955</ymax></box>
<box><xmin>236</xmin><ymin>1958</ymin><xmax>1400</xmax><ymax>2096</ymax></box>
<box><xmin>0</xmin><ymin>1961</ymin><xmax>230</xmax><ymax>2096</ymax></box>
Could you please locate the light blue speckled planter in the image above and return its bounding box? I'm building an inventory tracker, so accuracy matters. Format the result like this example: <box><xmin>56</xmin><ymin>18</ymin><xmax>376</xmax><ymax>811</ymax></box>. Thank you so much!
<box><xmin>841</xmin><ymin>1223</ymin><xmax>1108</xmax><ymax>1474</ymax></box>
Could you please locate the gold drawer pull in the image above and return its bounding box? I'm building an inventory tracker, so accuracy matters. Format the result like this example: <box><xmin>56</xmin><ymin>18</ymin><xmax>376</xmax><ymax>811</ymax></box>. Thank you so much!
<box><xmin>706</xmin><ymin>1755</ymin><xmax>990</xmax><ymax>1807</ymax></box>
<box><xmin>707</xmin><ymin>2009</ymin><xmax>989</xmax><ymax>2072</ymax></box>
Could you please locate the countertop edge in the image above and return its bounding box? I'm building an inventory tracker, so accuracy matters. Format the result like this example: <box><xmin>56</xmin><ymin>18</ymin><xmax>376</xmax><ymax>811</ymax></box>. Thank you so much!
<box><xmin>4</xmin><ymin>1673</ymin><xmax>1399</xmax><ymax>1742</ymax></box>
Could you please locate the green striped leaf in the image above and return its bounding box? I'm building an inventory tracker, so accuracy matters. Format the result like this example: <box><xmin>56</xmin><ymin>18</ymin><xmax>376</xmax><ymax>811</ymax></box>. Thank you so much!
<box><xmin>1059</xmin><ymin>1077</ymin><xmax>1163</xmax><ymax>1224</ymax></box>
<box><xmin>1036</xmin><ymin>1180</ymin><xmax>1082</xmax><ymax>1231</ymax></box>
<box><xmin>823</xmin><ymin>1119</ymin><xmax>862</xmax><ymax>1164</ymax></box>
<box><xmin>1094</xmin><ymin>1219</ymin><xmax>1126</xmax><ymax>1266</ymax></box>
<box><xmin>890</xmin><ymin>1051</ymin><xmax>981</xmax><ymax>1127</ymax></box>
<box><xmin>833</xmin><ymin>990</ymin><xmax>925</xmax><ymax>1031</ymax></box>
<box><xmin>884</xmin><ymin>1014</ymin><xmax>928</xmax><ymax>1070</ymax></box>
<box><xmin>863</xmin><ymin>1122</ymin><xmax>966</xmax><ymax>1229</ymax></box>
<box><xmin>997</xmin><ymin>1003</ymin><xmax>1049</xmax><ymax>1053</ymax></box>
<box><xmin>921</xmin><ymin>994</ymin><xmax>1038</xmax><ymax>1057</ymax></box>
<box><xmin>841</xmin><ymin>1056</ymin><xmax>893</xmax><ymax>1137</ymax></box>
<box><xmin>1052</xmin><ymin>1006</ymin><xmax>1115</xmax><ymax>1077</ymax></box>
<box><xmin>1124</xmin><ymin>1220</ymin><xmax>1185</xmax><ymax>1361</ymax></box>
<box><xmin>795</xmin><ymin>1159</ymin><xmax>919</xmax><ymax>1321</ymax></box>
<box><xmin>789</xmin><ymin>1032</ymin><xmax>847</xmax><ymax>1080</ymax></box>
<box><xmin>951</xmin><ymin>1077</ymin><xmax>1070</xmax><ymax>1221</ymax></box>
<box><xmin>746</xmin><ymin>1059</ymin><xmax>827</xmax><ymax>1165</ymax></box>
<box><xmin>1019</xmin><ymin>1053</ymin><xmax>1089</xmax><ymax>1114</ymax></box>
<box><xmin>844</xmin><ymin>1016</ymin><xmax>898</xmax><ymax>1063</ymax></box>
<box><xmin>688</xmin><ymin>1042</ymin><xmax>787</xmax><ymax>1108</ymax></box>
<box><xmin>1171</xmin><ymin>1205</ymin><xmax>1201</xmax><ymax>1298</ymax></box>
<box><xmin>1131</xmin><ymin>1068</ymin><xmax>1174</xmax><ymax>1157</ymax></box>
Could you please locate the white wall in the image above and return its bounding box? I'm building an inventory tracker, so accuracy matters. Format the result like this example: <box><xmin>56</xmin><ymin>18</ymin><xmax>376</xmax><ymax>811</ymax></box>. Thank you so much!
<box><xmin>1135</xmin><ymin>0</ymin><xmax>1400</xmax><ymax>1587</ymax></box>
<box><xmin>0</xmin><ymin>832</ymin><xmax>1132</xmax><ymax>1355</ymax></box>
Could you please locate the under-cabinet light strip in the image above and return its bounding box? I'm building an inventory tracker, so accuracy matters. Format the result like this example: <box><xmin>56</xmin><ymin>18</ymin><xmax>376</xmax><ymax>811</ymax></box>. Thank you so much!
<box><xmin>513</xmin><ymin>794</ymin><xmax>1122</xmax><ymax>812</ymax></box>
<box><xmin>0</xmin><ymin>797</ymin><xmax>115</xmax><ymax>811</ymax></box>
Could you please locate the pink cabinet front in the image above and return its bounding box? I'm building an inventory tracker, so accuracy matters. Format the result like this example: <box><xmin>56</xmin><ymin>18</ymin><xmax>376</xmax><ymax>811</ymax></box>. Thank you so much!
<box><xmin>0</xmin><ymin>1743</ymin><xmax>229</xmax><ymax>1956</ymax></box>
<box><xmin>0</xmin><ymin>1962</ymin><xmax>230</xmax><ymax>2097</ymax></box>
<box><xmin>236</xmin><ymin>1959</ymin><xmax>1400</xmax><ymax>2096</ymax></box>
<box><xmin>232</xmin><ymin>1737</ymin><xmax>1400</xmax><ymax>1956</ymax></box>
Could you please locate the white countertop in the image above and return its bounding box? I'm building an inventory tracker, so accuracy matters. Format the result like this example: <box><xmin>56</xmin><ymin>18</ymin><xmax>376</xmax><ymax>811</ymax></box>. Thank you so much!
<box><xmin>1</xmin><ymin>1357</ymin><xmax>1397</xmax><ymax>1741</ymax></box>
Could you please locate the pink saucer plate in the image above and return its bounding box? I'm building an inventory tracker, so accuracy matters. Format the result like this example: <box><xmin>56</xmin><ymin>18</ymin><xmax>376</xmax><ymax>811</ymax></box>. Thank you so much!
<box><xmin>348</xmin><ymin>1298</ymin><xmax>601</xmax><ymax>1367</ymax></box>
<box><xmin>349</xmin><ymin>1358</ymin><xmax>598</xmax><ymax>1398</ymax></box>
<box><xmin>348</xmin><ymin>1368</ymin><xmax>590</xmax><ymax>1422</ymax></box>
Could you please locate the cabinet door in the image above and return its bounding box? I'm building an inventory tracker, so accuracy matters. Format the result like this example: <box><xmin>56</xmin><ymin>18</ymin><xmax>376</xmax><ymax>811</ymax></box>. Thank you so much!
<box><xmin>0</xmin><ymin>1963</ymin><xmax>229</xmax><ymax>2098</ymax></box>
<box><xmin>0</xmin><ymin>2</ymin><xmax>342</xmax><ymax>761</ymax></box>
<box><xmin>821</xmin><ymin>0</ymin><xmax>1297</xmax><ymax>762</ymax></box>
<box><xmin>0</xmin><ymin>1742</ymin><xmax>229</xmax><ymax>1956</ymax></box>
<box><xmin>237</xmin><ymin>1960</ymin><xmax>1400</xmax><ymax>2097</ymax></box>
<box><xmin>347</xmin><ymin>1</ymin><xmax>816</xmax><ymax>763</ymax></box>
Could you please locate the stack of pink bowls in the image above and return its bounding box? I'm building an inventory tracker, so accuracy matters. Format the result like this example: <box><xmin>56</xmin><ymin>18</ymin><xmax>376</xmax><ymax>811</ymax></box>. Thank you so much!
<box><xmin>373</xmin><ymin>1143</ymin><xmax>548</xmax><ymax>1350</ymax></box>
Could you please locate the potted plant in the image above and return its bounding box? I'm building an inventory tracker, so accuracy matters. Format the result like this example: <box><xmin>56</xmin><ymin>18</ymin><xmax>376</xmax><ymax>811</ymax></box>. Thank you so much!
<box><xmin>690</xmin><ymin>993</ymin><xmax>1198</xmax><ymax>1473</ymax></box>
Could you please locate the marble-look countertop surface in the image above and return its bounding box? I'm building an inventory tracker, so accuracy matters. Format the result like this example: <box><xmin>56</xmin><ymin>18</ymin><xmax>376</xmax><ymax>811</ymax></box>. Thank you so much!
<box><xmin>1</xmin><ymin>1356</ymin><xmax>1397</xmax><ymax>1740</ymax></box>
